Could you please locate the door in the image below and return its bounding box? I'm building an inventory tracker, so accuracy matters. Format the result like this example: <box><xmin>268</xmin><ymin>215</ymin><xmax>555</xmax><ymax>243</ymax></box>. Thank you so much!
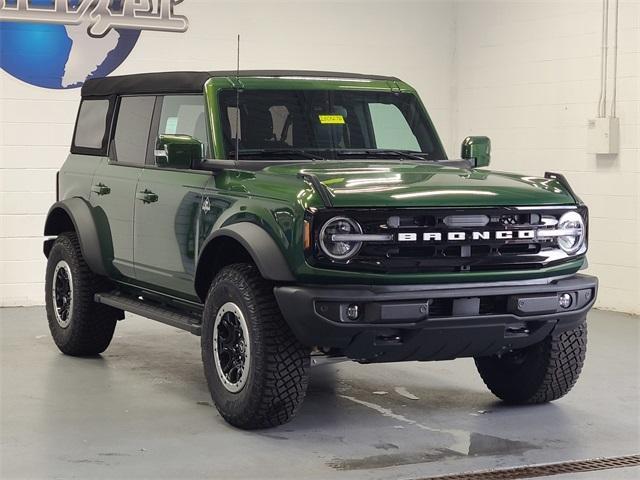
<box><xmin>90</xmin><ymin>96</ymin><xmax>155</xmax><ymax>279</ymax></box>
<box><xmin>133</xmin><ymin>95</ymin><xmax>213</xmax><ymax>298</ymax></box>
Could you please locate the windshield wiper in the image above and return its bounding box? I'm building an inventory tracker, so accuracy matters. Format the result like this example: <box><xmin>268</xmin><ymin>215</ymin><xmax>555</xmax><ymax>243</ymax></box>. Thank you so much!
<box><xmin>229</xmin><ymin>149</ymin><xmax>324</xmax><ymax>161</ymax></box>
<box><xmin>335</xmin><ymin>149</ymin><xmax>430</xmax><ymax>161</ymax></box>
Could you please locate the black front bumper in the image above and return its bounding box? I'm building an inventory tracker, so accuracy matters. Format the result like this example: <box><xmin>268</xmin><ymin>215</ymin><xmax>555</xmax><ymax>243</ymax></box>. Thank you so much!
<box><xmin>274</xmin><ymin>274</ymin><xmax>598</xmax><ymax>363</ymax></box>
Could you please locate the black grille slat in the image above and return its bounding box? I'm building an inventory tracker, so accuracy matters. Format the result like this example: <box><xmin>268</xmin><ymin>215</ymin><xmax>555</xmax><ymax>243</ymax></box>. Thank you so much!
<box><xmin>498</xmin><ymin>243</ymin><xmax>541</xmax><ymax>255</ymax></box>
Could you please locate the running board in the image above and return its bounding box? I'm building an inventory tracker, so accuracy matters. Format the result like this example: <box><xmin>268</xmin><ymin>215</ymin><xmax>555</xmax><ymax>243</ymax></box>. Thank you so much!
<box><xmin>95</xmin><ymin>292</ymin><xmax>202</xmax><ymax>336</ymax></box>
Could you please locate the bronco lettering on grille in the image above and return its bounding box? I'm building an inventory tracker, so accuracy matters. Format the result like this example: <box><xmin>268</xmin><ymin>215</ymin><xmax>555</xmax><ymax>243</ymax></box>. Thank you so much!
<box><xmin>397</xmin><ymin>230</ymin><xmax>537</xmax><ymax>242</ymax></box>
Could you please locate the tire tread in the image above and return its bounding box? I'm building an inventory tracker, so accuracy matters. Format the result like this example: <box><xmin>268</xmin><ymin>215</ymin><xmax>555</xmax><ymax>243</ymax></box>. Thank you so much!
<box><xmin>46</xmin><ymin>232</ymin><xmax>118</xmax><ymax>356</ymax></box>
<box><xmin>202</xmin><ymin>264</ymin><xmax>310</xmax><ymax>429</ymax></box>
<box><xmin>475</xmin><ymin>323</ymin><xmax>587</xmax><ymax>404</ymax></box>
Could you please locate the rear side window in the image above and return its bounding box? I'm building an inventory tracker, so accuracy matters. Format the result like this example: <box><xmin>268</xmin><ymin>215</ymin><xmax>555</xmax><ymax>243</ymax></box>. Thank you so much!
<box><xmin>113</xmin><ymin>96</ymin><xmax>155</xmax><ymax>165</ymax></box>
<box><xmin>72</xmin><ymin>99</ymin><xmax>111</xmax><ymax>153</ymax></box>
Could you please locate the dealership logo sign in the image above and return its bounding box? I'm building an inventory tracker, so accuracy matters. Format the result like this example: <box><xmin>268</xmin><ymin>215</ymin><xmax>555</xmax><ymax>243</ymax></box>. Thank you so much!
<box><xmin>0</xmin><ymin>0</ymin><xmax>188</xmax><ymax>89</ymax></box>
<box><xmin>0</xmin><ymin>0</ymin><xmax>187</xmax><ymax>37</ymax></box>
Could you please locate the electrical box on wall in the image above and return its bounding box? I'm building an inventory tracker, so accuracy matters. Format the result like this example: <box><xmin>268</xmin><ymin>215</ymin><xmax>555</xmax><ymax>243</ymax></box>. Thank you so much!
<box><xmin>587</xmin><ymin>117</ymin><xmax>619</xmax><ymax>155</ymax></box>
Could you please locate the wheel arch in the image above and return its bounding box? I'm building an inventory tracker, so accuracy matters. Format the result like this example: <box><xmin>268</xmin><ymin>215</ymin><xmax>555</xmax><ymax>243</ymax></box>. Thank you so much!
<box><xmin>194</xmin><ymin>223</ymin><xmax>295</xmax><ymax>302</ymax></box>
<box><xmin>43</xmin><ymin>198</ymin><xmax>108</xmax><ymax>276</ymax></box>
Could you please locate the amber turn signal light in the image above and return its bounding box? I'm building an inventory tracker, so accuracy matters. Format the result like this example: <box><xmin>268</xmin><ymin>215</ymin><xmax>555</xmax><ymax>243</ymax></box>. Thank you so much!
<box><xmin>303</xmin><ymin>220</ymin><xmax>311</xmax><ymax>250</ymax></box>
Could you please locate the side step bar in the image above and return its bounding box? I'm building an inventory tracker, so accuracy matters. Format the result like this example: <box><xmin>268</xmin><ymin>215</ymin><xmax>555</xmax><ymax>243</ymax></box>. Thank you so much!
<box><xmin>95</xmin><ymin>292</ymin><xmax>202</xmax><ymax>336</ymax></box>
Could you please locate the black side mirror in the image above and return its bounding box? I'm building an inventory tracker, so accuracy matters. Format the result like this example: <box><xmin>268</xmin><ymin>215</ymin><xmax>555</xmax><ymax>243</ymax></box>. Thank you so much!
<box><xmin>461</xmin><ymin>136</ymin><xmax>491</xmax><ymax>168</ymax></box>
<box><xmin>155</xmin><ymin>134</ymin><xmax>204</xmax><ymax>169</ymax></box>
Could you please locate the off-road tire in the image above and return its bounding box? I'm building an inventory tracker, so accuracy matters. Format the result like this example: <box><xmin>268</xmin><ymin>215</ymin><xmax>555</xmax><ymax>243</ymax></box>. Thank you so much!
<box><xmin>201</xmin><ymin>263</ymin><xmax>310</xmax><ymax>429</ymax></box>
<box><xmin>475</xmin><ymin>322</ymin><xmax>587</xmax><ymax>404</ymax></box>
<box><xmin>45</xmin><ymin>232</ymin><xmax>119</xmax><ymax>356</ymax></box>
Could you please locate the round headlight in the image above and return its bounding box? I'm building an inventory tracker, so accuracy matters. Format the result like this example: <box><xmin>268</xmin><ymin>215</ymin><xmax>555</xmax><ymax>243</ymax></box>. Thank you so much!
<box><xmin>319</xmin><ymin>216</ymin><xmax>363</xmax><ymax>260</ymax></box>
<box><xmin>557</xmin><ymin>211</ymin><xmax>585</xmax><ymax>254</ymax></box>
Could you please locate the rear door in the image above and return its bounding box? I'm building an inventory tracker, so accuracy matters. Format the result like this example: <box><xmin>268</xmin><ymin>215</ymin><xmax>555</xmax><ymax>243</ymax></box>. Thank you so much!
<box><xmin>90</xmin><ymin>96</ymin><xmax>155</xmax><ymax>279</ymax></box>
<box><xmin>133</xmin><ymin>94</ymin><xmax>213</xmax><ymax>298</ymax></box>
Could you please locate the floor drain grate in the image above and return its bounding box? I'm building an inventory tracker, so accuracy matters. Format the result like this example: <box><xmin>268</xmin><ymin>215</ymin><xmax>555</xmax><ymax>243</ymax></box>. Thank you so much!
<box><xmin>418</xmin><ymin>454</ymin><xmax>640</xmax><ymax>480</ymax></box>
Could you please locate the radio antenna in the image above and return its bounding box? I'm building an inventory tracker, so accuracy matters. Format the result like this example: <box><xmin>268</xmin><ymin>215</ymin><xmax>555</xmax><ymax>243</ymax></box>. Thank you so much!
<box><xmin>234</xmin><ymin>34</ymin><xmax>241</xmax><ymax>166</ymax></box>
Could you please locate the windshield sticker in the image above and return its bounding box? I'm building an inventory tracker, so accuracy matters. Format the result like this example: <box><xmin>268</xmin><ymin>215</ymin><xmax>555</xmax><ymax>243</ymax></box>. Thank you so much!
<box><xmin>319</xmin><ymin>114</ymin><xmax>345</xmax><ymax>125</ymax></box>
<box><xmin>164</xmin><ymin>117</ymin><xmax>178</xmax><ymax>134</ymax></box>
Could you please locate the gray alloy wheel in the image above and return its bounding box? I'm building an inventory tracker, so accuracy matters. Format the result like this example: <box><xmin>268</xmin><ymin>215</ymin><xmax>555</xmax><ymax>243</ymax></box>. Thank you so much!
<box><xmin>52</xmin><ymin>260</ymin><xmax>74</xmax><ymax>328</ymax></box>
<box><xmin>213</xmin><ymin>302</ymin><xmax>252</xmax><ymax>393</ymax></box>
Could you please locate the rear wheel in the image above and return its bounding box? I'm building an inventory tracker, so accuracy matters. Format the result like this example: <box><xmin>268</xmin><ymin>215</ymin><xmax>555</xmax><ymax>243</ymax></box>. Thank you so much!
<box><xmin>201</xmin><ymin>264</ymin><xmax>310</xmax><ymax>429</ymax></box>
<box><xmin>475</xmin><ymin>322</ymin><xmax>587</xmax><ymax>404</ymax></box>
<box><xmin>45</xmin><ymin>232</ymin><xmax>120</xmax><ymax>356</ymax></box>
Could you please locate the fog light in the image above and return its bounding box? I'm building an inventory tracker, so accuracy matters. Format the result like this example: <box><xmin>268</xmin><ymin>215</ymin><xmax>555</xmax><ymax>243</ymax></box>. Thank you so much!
<box><xmin>559</xmin><ymin>293</ymin><xmax>573</xmax><ymax>309</ymax></box>
<box><xmin>346</xmin><ymin>304</ymin><xmax>360</xmax><ymax>320</ymax></box>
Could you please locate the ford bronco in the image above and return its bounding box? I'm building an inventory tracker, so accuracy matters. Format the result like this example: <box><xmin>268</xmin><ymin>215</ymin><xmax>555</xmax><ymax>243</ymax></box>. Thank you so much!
<box><xmin>44</xmin><ymin>70</ymin><xmax>597</xmax><ymax>429</ymax></box>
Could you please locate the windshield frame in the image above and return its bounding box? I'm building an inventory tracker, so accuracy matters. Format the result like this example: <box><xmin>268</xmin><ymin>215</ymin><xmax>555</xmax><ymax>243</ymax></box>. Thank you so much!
<box><xmin>204</xmin><ymin>76</ymin><xmax>448</xmax><ymax>162</ymax></box>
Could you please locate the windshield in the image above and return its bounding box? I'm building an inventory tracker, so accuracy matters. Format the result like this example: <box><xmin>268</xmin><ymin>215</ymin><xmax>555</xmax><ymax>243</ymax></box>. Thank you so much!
<box><xmin>218</xmin><ymin>89</ymin><xmax>446</xmax><ymax>160</ymax></box>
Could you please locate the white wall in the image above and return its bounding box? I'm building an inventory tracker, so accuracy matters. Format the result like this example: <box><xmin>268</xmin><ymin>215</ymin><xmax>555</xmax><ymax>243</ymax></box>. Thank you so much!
<box><xmin>0</xmin><ymin>0</ymin><xmax>457</xmax><ymax>306</ymax></box>
<box><xmin>453</xmin><ymin>0</ymin><xmax>640</xmax><ymax>314</ymax></box>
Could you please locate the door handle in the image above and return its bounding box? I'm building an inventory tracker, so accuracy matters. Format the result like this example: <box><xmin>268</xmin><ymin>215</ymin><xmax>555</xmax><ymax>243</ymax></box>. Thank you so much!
<box><xmin>91</xmin><ymin>183</ymin><xmax>111</xmax><ymax>196</ymax></box>
<box><xmin>136</xmin><ymin>189</ymin><xmax>158</xmax><ymax>204</ymax></box>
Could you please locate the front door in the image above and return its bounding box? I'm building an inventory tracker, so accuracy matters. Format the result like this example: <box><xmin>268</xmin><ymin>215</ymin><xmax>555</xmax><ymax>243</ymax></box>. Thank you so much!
<box><xmin>90</xmin><ymin>95</ymin><xmax>155</xmax><ymax>279</ymax></box>
<box><xmin>133</xmin><ymin>95</ymin><xmax>213</xmax><ymax>298</ymax></box>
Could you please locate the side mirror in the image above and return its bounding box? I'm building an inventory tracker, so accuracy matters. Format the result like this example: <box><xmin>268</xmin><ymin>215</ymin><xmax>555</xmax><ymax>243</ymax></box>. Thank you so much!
<box><xmin>155</xmin><ymin>134</ymin><xmax>204</xmax><ymax>169</ymax></box>
<box><xmin>461</xmin><ymin>136</ymin><xmax>491</xmax><ymax>168</ymax></box>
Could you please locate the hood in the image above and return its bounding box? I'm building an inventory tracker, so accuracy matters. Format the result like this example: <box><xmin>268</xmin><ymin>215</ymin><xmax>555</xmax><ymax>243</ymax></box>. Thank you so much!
<box><xmin>263</xmin><ymin>161</ymin><xmax>576</xmax><ymax>208</ymax></box>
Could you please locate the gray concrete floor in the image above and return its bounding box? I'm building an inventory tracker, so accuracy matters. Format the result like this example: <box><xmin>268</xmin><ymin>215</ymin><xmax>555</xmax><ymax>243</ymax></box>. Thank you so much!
<box><xmin>1</xmin><ymin>307</ymin><xmax>638</xmax><ymax>480</ymax></box>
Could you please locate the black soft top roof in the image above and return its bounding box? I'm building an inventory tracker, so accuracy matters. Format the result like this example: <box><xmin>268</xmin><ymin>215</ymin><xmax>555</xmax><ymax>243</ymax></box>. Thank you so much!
<box><xmin>81</xmin><ymin>70</ymin><xmax>400</xmax><ymax>97</ymax></box>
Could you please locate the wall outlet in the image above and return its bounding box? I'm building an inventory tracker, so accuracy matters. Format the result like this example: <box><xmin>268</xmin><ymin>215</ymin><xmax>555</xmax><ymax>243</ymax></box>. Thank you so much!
<box><xmin>587</xmin><ymin>117</ymin><xmax>619</xmax><ymax>155</ymax></box>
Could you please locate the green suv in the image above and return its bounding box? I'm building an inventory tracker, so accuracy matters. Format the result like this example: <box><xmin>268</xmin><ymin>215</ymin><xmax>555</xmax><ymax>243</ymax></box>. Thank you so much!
<box><xmin>44</xmin><ymin>70</ymin><xmax>597</xmax><ymax>429</ymax></box>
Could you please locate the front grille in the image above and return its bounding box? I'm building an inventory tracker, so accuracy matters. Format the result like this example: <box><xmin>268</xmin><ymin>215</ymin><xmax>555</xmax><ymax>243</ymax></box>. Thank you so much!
<box><xmin>309</xmin><ymin>206</ymin><xmax>587</xmax><ymax>273</ymax></box>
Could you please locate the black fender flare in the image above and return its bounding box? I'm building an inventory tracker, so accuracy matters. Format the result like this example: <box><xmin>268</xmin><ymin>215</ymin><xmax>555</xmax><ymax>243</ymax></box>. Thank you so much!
<box><xmin>43</xmin><ymin>198</ymin><xmax>107</xmax><ymax>276</ymax></box>
<box><xmin>195</xmin><ymin>223</ymin><xmax>295</xmax><ymax>297</ymax></box>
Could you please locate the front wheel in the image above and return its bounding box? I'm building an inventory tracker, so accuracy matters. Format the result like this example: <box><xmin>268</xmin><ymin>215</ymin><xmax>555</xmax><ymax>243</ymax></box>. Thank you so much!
<box><xmin>475</xmin><ymin>322</ymin><xmax>587</xmax><ymax>404</ymax></box>
<box><xmin>201</xmin><ymin>264</ymin><xmax>310</xmax><ymax>429</ymax></box>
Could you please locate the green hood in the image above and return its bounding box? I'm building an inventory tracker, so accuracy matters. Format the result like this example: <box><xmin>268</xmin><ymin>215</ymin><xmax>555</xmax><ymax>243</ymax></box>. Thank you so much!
<box><xmin>264</xmin><ymin>161</ymin><xmax>575</xmax><ymax>208</ymax></box>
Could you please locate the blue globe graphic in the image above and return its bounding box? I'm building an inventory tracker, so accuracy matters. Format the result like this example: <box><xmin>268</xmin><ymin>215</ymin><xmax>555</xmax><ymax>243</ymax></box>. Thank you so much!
<box><xmin>0</xmin><ymin>0</ymin><xmax>140</xmax><ymax>89</ymax></box>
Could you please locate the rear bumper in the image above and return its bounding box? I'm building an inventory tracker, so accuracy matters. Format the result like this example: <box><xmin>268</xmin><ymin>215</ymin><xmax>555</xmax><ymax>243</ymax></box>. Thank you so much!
<box><xmin>274</xmin><ymin>274</ymin><xmax>598</xmax><ymax>363</ymax></box>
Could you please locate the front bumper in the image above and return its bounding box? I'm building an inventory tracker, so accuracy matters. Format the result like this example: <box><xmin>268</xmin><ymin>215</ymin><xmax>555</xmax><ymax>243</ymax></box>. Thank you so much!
<box><xmin>274</xmin><ymin>274</ymin><xmax>598</xmax><ymax>363</ymax></box>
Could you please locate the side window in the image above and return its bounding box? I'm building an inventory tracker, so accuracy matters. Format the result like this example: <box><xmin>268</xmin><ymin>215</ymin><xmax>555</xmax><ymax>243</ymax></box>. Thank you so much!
<box><xmin>113</xmin><ymin>96</ymin><xmax>155</xmax><ymax>165</ymax></box>
<box><xmin>158</xmin><ymin>95</ymin><xmax>209</xmax><ymax>157</ymax></box>
<box><xmin>369</xmin><ymin>103</ymin><xmax>421</xmax><ymax>151</ymax></box>
<box><xmin>73</xmin><ymin>99</ymin><xmax>110</xmax><ymax>152</ymax></box>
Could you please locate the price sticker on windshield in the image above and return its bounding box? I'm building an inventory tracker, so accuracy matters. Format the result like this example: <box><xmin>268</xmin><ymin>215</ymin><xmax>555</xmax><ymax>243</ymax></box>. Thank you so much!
<box><xmin>319</xmin><ymin>114</ymin><xmax>345</xmax><ymax>125</ymax></box>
